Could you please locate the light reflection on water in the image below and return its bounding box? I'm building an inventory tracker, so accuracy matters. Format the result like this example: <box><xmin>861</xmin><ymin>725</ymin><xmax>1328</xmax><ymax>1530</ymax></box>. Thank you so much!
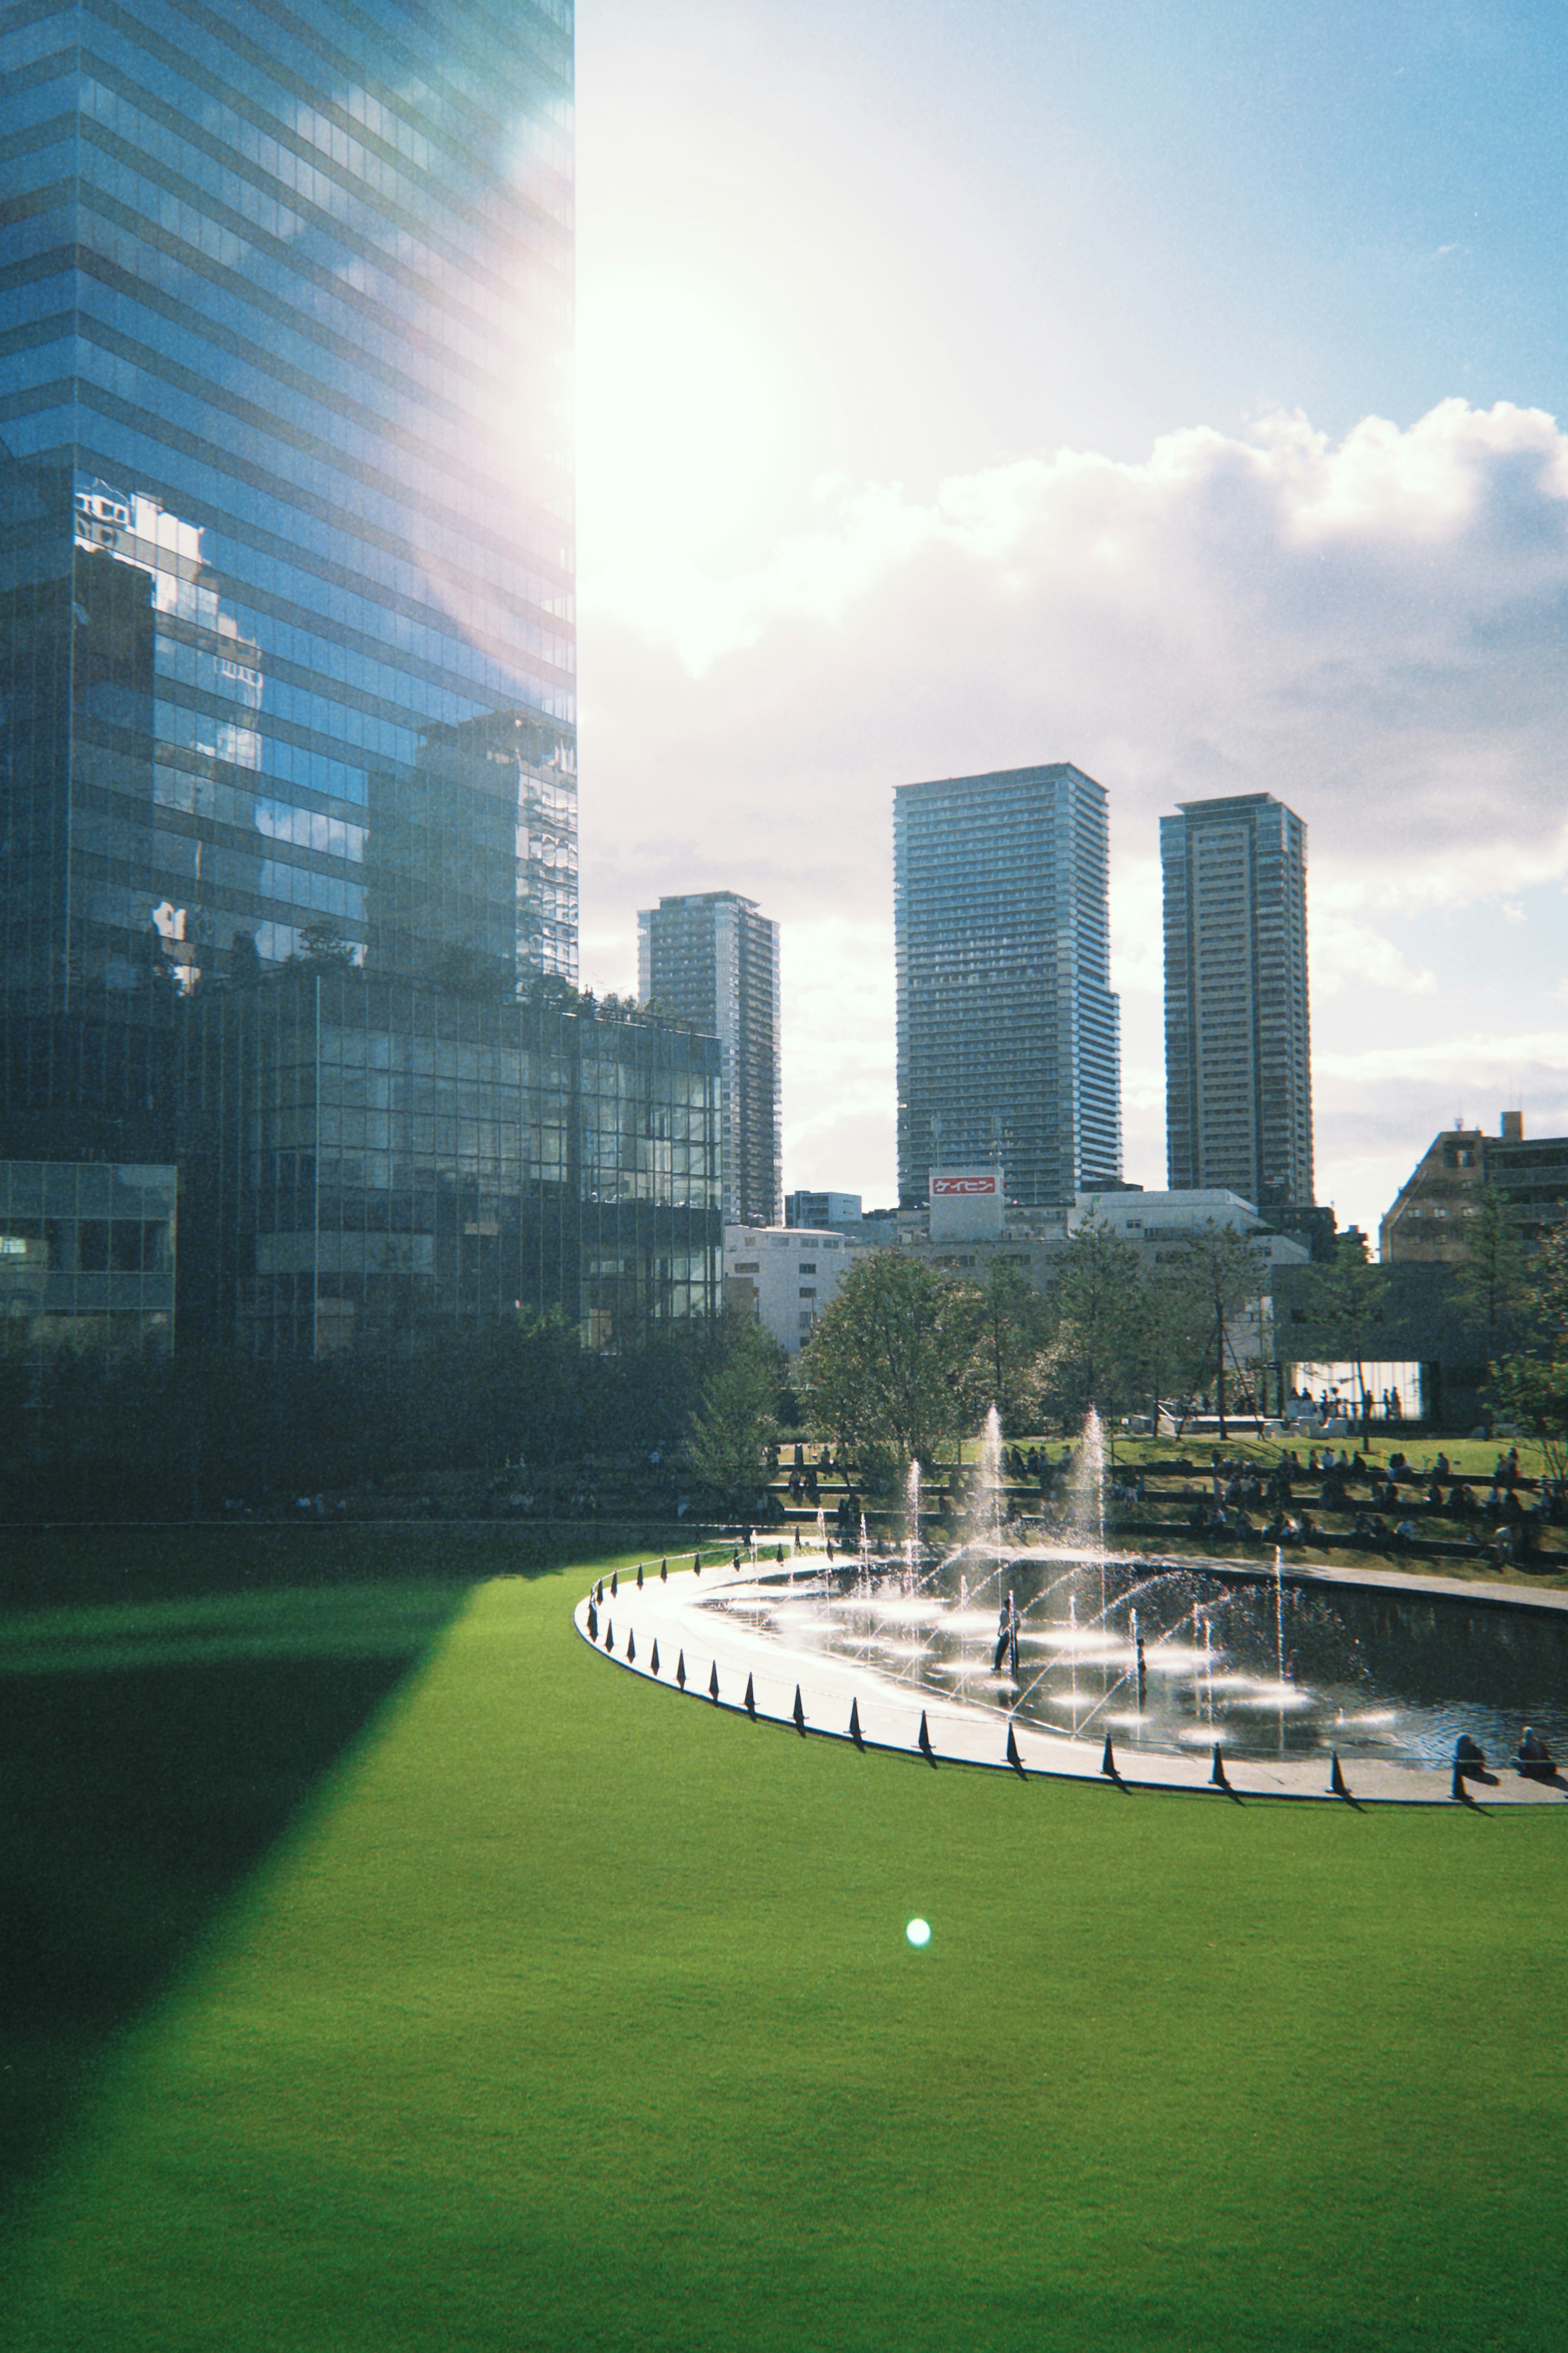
<box><xmin>702</xmin><ymin>1554</ymin><xmax>1568</xmax><ymax>1767</ymax></box>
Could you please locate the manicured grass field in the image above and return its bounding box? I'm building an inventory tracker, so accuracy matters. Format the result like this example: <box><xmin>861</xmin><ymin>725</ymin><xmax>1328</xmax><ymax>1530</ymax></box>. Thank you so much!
<box><xmin>3</xmin><ymin>1547</ymin><xmax>1566</xmax><ymax>2351</ymax></box>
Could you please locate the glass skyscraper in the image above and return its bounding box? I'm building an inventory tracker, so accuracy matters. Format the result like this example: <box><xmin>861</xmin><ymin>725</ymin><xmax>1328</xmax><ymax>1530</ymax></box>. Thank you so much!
<box><xmin>894</xmin><ymin>763</ymin><xmax>1122</xmax><ymax>1209</ymax></box>
<box><xmin>0</xmin><ymin>1</ymin><xmax>703</xmax><ymax>1361</ymax></box>
<box><xmin>1</xmin><ymin>0</ymin><xmax>576</xmax><ymax>1170</ymax></box>
<box><xmin>1161</xmin><ymin>793</ymin><xmax>1314</xmax><ymax>1212</ymax></box>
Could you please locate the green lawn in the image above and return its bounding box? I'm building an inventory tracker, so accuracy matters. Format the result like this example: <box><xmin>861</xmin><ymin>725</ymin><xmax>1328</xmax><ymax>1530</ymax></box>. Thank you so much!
<box><xmin>3</xmin><ymin>1548</ymin><xmax>1566</xmax><ymax>2352</ymax></box>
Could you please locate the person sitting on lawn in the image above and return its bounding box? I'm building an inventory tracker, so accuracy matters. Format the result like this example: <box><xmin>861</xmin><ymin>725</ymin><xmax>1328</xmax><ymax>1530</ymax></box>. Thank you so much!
<box><xmin>1516</xmin><ymin>1727</ymin><xmax>1555</xmax><ymax>1781</ymax></box>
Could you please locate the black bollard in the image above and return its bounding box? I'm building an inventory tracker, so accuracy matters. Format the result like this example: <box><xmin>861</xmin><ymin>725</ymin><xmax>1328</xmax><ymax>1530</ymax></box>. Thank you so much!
<box><xmin>732</xmin><ymin>1550</ymin><xmax>741</xmax><ymax>1571</ymax></box>
<box><xmin>637</xmin><ymin>1563</ymin><xmax>644</xmax><ymax>1589</ymax></box>
<box><xmin>586</xmin><ymin>1602</ymin><xmax>598</xmax><ymax>1642</ymax></box>
<box><xmin>611</xmin><ymin>1570</ymin><xmax>618</xmax><ymax>1597</ymax></box>
<box><xmin>650</xmin><ymin>1639</ymin><xmax>660</xmax><ymax>1676</ymax></box>
<box><xmin>1210</xmin><ymin>1742</ymin><xmax>1230</xmax><ymax>1791</ymax></box>
<box><xmin>793</xmin><ymin>1684</ymin><xmax>806</xmax><ymax>1735</ymax></box>
<box><xmin>676</xmin><ymin>1650</ymin><xmax>687</xmax><ymax>1690</ymax></box>
<box><xmin>744</xmin><ymin>1672</ymin><xmax>757</xmax><ymax>1720</ymax></box>
<box><xmin>1329</xmin><ymin>1751</ymin><xmax>1351</xmax><ymax>1800</ymax></box>
<box><xmin>1005</xmin><ymin>1723</ymin><xmax>1027</xmax><ymax>1778</ymax></box>
<box><xmin>693</xmin><ymin>1553</ymin><xmax>701</xmax><ymax>1577</ymax></box>
<box><xmin>1136</xmin><ymin>1637</ymin><xmax>1147</xmax><ymax>1711</ymax></box>
<box><xmin>918</xmin><ymin>1710</ymin><xmax>935</xmax><ymax>1764</ymax></box>
<box><xmin>1101</xmin><ymin>1732</ymin><xmax>1118</xmax><ymax>1779</ymax></box>
<box><xmin>849</xmin><ymin>1697</ymin><xmax>864</xmax><ymax>1750</ymax></box>
<box><xmin>595</xmin><ymin>1580</ymin><xmax>604</xmax><ymax>1606</ymax></box>
<box><xmin>708</xmin><ymin>1660</ymin><xmax>720</xmax><ymax>1703</ymax></box>
<box><xmin>605</xmin><ymin>1620</ymin><xmax>615</xmax><ymax>1654</ymax></box>
<box><xmin>661</xmin><ymin>1558</ymin><xmax>668</xmax><ymax>1581</ymax></box>
<box><xmin>626</xmin><ymin>1629</ymin><xmax>636</xmax><ymax>1664</ymax></box>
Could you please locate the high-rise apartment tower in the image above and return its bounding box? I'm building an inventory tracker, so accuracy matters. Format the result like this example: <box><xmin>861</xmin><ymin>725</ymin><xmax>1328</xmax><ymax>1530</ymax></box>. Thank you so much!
<box><xmin>1161</xmin><ymin>793</ymin><xmax>1313</xmax><ymax>1211</ymax></box>
<box><xmin>639</xmin><ymin>892</ymin><xmax>781</xmax><ymax>1228</ymax></box>
<box><xmin>894</xmin><ymin>763</ymin><xmax>1121</xmax><ymax>1209</ymax></box>
<box><xmin>1</xmin><ymin>0</ymin><xmax>576</xmax><ymax>1166</ymax></box>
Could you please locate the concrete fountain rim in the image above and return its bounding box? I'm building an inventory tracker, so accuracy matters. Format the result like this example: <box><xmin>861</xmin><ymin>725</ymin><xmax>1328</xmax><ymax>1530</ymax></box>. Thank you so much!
<box><xmin>571</xmin><ymin>1552</ymin><xmax>1568</xmax><ymax>1809</ymax></box>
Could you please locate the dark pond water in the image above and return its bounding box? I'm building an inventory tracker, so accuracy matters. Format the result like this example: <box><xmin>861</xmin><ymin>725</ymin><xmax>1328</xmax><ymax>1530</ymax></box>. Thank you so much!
<box><xmin>704</xmin><ymin>1549</ymin><xmax>1568</xmax><ymax>1769</ymax></box>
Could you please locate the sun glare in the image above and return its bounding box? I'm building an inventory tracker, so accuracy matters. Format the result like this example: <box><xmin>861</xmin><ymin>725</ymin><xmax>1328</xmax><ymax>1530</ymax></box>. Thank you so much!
<box><xmin>577</xmin><ymin>271</ymin><xmax>800</xmax><ymax>575</ymax></box>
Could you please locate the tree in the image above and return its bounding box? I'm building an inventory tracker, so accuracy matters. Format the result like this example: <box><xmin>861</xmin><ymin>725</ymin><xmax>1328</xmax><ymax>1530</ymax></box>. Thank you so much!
<box><xmin>801</xmin><ymin>1251</ymin><xmax>976</xmax><ymax>1483</ymax></box>
<box><xmin>1043</xmin><ymin>1215</ymin><xmax>1146</xmax><ymax>1426</ymax></box>
<box><xmin>1487</xmin><ymin>1223</ymin><xmax>1568</xmax><ymax>1479</ymax></box>
<box><xmin>961</xmin><ymin>1259</ymin><xmax>1058</xmax><ymax>1433</ymax></box>
<box><xmin>1453</xmin><ymin>1186</ymin><xmax>1530</xmax><ymax>1366</ymax></box>
<box><xmin>684</xmin><ymin>1309</ymin><xmax>786</xmax><ymax>1513</ymax></box>
<box><xmin>1122</xmin><ymin>1262</ymin><xmax>1216</xmax><ymax>1437</ymax></box>
<box><xmin>1167</xmin><ymin>1221</ymin><xmax>1274</xmax><ymax>1441</ymax></box>
<box><xmin>1301</xmin><ymin>1232</ymin><xmax>1388</xmax><ymax>1446</ymax></box>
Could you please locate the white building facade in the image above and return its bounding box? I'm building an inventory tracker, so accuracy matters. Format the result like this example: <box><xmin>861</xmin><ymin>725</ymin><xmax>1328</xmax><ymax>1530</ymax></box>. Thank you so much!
<box><xmin>724</xmin><ymin>1224</ymin><xmax>860</xmax><ymax>1353</ymax></box>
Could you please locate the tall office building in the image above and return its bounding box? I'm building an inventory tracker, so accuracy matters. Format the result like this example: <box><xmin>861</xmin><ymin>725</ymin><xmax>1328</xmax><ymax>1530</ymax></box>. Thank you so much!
<box><xmin>1161</xmin><ymin>793</ymin><xmax>1313</xmax><ymax>1211</ymax></box>
<box><xmin>639</xmin><ymin>892</ymin><xmax>781</xmax><ymax>1228</ymax></box>
<box><xmin>0</xmin><ymin>2</ymin><xmax>636</xmax><ymax>1358</ymax></box>
<box><xmin>1</xmin><ymin>0</ymin><xmax>577</xmax><ymax>1171</ymax></box>
<box><xmin>894</xmin><ymin>763</ymin><xmax>1121</xmax><ymax>1209</ymax></box>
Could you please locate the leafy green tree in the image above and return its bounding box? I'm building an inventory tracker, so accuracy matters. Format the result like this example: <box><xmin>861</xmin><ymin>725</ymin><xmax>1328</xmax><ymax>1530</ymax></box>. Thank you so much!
<box><xmin>1453</xmin><ymin>1186</ymin><xmax>1530</xmax><ymax>1365</ymax></box>
<box><xmin>684</xmin><ymin>1307</ymin><xmax>787</xmax><ymax>1512</ymax></box>
<box><xmin>961</xmin><ymin>1259</ymin><xmax>1059</xmax><ymax>1433</ymax></box>
<box><xmin>1166</xmin><ymin>1221</ymin><xmax>1273</xmax><ymax>1441</ymax></box>
<box><xmin>1043</xmin><ymin>1215</ymin><xmax>1145</xmax><ymax>1425</ymax></box>
<box><xmin>1301</xmin><ymin>1232</ymin><xmax>1388</xmax><ymax>1445</ymax></box>
<box><xmin>1487</xmin><ymin>1223</ymin><xmax>1568</xmax><ymax>1478</ymax></box>
<box><xmin>1122</xmin><ymin>1262</ymin><xmax>1216</xmax><ymax>1436</ymax></box>
<box><xmin>801</xmin><ymin>1251</ymin><xmax>976</xmax><ymax>1484</ymax></box>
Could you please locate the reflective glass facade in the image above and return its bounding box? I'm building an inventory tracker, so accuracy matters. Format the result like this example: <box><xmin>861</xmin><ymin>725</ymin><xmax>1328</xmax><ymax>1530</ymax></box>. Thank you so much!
<box><xmin>895</xmin><ymin>764</ymin><xmax>1122</xmax><ymax>1208</ymax></box>
<box><xmin>181</xmin><ymin>970</ymin><xmax>720</xmax><ymax>1359</ymax></box>
<box><xmin>0</xmin><ymin>1156</ymin><xmax>175</xmax><ymax>1356</ymax></box>
<box><xmin>1</xmin><ymin>0</ymin><xmax>576</xmax><ymax>1171</ymax></box>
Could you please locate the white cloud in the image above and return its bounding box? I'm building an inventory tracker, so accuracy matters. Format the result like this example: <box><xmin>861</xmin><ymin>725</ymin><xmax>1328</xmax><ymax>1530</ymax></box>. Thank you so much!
<box><xmin>577</xmin><ymin>399</ymin><xmax>1568</xmax><ymax>1228</ymax></box>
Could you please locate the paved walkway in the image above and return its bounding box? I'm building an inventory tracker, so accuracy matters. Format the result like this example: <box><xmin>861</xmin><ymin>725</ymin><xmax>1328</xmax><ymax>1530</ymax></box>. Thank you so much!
<box><xmin>573</xmin><ymin>1558</ymin><xmax>1568</xmax><ymax>1809</ymax></box>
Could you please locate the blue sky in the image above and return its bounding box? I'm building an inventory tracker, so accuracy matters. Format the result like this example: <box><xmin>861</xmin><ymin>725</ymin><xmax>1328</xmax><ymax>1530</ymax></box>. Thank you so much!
<box><xmin>572</xmin><ymin>1</ymin><xmax>1568</xmax><ymax>1235</ymax></box>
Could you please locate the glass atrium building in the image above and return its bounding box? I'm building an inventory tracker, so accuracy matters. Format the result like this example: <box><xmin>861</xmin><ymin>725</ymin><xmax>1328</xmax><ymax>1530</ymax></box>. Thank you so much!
<box><xmin>181</xmin><ymin>972</ymin><xmax>720</xmax><ymax>1358</ymax></box>
<box><xmin>894</xmin><ymin>763</ymin><xmax>1122</xmax><ymax>1209</ymax></box>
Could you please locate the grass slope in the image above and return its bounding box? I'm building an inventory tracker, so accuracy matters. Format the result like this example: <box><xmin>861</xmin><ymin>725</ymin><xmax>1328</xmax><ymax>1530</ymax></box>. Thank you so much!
<box><xmin>4</xmin><ymin>1558</ymin><xmax>1566</xmax><ymax>2353</ymax></box>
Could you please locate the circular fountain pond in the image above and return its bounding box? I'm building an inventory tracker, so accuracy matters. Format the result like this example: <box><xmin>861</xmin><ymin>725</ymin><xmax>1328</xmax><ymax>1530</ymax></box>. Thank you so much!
<box><xmin>699</xmin><ymin>1548</ymin><xmax>1568</xmax><ymax>1769</ymax></box>
<box><xmin>693</xmin><ymin>1414</ymin><xmax>1568</xmax><ymax>1773</ymax></box>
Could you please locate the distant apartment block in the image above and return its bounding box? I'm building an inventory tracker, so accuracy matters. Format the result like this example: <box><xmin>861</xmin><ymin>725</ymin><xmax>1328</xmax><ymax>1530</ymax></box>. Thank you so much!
<box><xmin>1381</xmin><ymin>1112</ymin><xmax>1568</xmax><ymax>1262</ymax></box>
<box><xmin>639</xmin><ymin>893</ymin><xmax>782</xmax><ymax>1227</ymax></box>
<box><xmin>1162</xmin><ymin>794</ymin><xmax>1314</xmax><ymax>1211</ymax></box>
<box><xmin>894</xmin><ymin>764</ymin><xmax>1121</xmax><ymax>1210</ymax></box>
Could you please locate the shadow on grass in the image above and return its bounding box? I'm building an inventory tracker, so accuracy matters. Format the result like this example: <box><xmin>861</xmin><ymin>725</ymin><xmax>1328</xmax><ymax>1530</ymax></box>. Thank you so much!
<box><xmin>0</xmin><ymin>1526</ymin><xmax>632</xmax><ymax>2235</ymax></box>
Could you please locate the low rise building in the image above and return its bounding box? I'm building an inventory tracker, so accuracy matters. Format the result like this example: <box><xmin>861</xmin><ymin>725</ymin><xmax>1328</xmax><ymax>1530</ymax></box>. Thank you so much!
<box><xmin>1381</xmin><ymin>1112</ymin><xmax>1568</xmax><ymax>1262</ymax></box>
<box><xmin>724</xmin><ymin>1224</ymin><xmax>860</xmax><ymax>1352</ymax></box>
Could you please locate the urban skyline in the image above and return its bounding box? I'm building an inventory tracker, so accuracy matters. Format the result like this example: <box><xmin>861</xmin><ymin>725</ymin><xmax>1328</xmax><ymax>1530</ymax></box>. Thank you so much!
<box><xmin>572</xmin><ymin>3</ymin><xmax>1568</xmax><ymax>1246</ymax></box>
